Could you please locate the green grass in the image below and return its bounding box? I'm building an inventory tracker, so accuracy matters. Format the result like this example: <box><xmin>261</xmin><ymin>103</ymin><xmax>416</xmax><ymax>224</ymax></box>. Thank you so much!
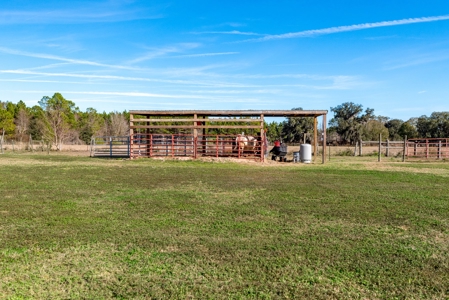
<box><xmin>1</xmin><ymin>154</ymin><xmax>449</xmax><ymax>299</ymax></box>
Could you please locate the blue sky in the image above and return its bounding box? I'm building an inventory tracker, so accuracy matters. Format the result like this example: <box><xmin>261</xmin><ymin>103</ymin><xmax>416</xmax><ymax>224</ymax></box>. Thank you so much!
<box><xmin>1</xmin><ymin>0</ymin><xmax>449</xmax><ymax>121</ymax></box>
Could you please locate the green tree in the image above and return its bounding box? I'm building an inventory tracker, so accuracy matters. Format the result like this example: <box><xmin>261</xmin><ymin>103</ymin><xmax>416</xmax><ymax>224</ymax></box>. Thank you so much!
<box><xmin>361</xmin><ymin>120</ymin><xmax>389</xmax><ymax>141</ymax></box>
<box><xmin>266</xmin><ymin>121</ymin><xmax>283</xmax><ymax>142</ymax></box>
<box><xmin>77</xmin><ymin>108</ymin><xmax>104</xmax><ymax>144</ymax></box>
<box><xmin>0</xmin><ymin>101</ymin><xmax>15</xmax><ymax>136</ymax></box>
<box><xmin>330</xmin><ymin>102</ymin><xmax>375</xmax><ymax>144</ymax></box>
<box><xmin>38</xmin><ymin>93</ymin><xmax>78</xmax><ymax>150</ymax></box>
<box><xmin>418</xmin><ymin>112</ymin><xmax>449</xmax><ymax>138</ymax></box>
<box><xmin>385</xmin><ymin>119</ymin><xmax>404</xmax><ymax>140</ymax></box>
<box><xmin>281</xmin><ymin>107</ymin><xmax>314</xmax><ymax>143</ymax></box>
<box><xmin>398</xmin><ymin>119</ymin><xmax>418</xmax><ymax>139</ymax></box>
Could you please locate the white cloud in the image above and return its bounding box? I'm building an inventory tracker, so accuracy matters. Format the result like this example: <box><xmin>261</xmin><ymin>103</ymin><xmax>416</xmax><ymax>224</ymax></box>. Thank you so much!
<box><xmin>171</xmin><ymin>52</ymin><xmax>239</xmax><ymax>58</ymax></box>
<box><xmin>383</xmin><ymin>52</ymin><xmax>449</xmax><ymax>70</ymax></box>
<box><xmin>192</xmin><ymin>30</ymin><xmax>265</xmax><ymax>36</ymax></box>
<box><xmin>127</xmin><ymin>43</ymin><xmax>201</xmax><ymax>64</ymax></box>
<box><xmin>0</xmin><ymin>47</ymin><xmax>141</xmax><ymax>70</ymax></box>
<box><xmin>246</xmin><ymin>15</ymin><xmax>449</xmax><ymax>42</ymax></box>
<box><xmin>0</xmin><ymin>5</ymin><xmax>163</xmax><ymax>24</ymax></box>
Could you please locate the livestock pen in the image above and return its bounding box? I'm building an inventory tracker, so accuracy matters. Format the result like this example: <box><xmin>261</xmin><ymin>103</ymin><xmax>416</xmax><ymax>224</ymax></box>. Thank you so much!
<box><xmin>129</xmin><ymin>110</ymin><xmax>328</xmax><ymax>163</ymax></box>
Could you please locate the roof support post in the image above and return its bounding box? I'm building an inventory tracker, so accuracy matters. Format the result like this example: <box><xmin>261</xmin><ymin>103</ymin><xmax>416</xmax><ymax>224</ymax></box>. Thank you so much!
<box><xmin>193</xmin><ymin>114</ymin><xmax>198</xmax><ymax>159</ymax></box>
<box><xmin>129</xmin><ymin>113</ymin><xmax>134</xmax><ymax>159</ymax></box>
<box><xmin>313</xmin><ymin>116</ymin><xmax>318</xmax><ymax>163</ymax></box>
<box><xmin>260</xmin><ymin>114</ymin><xmax>264</xmax><ymax>162</ymax></box>
<box><xmin>322</xmin><ymin>113</ymin><xmax>327</xmax><ymax>164</ymax></box>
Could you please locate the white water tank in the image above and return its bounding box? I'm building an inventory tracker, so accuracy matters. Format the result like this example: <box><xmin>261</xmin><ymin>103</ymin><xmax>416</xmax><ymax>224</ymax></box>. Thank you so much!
<box><xmin>300</xmin><ymin>144</ymin><xmax>312</xmax><ymax>163</ymax></box>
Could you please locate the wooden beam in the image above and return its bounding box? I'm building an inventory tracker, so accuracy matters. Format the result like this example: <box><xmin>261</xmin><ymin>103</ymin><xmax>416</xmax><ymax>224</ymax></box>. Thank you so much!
<box><xmin>131</xmin><ymin>125</ymin><xmax>262</xmax><ymax>129</ymax></box>
<box><xmin>130</xmin><ymin>118</ymin><xmax>262</xmax><ymax>123</ymax></box>
<box><xmin>130</xmin><ymin>110</ymin><xmax>328</xmax><ymax>117</ymax></box>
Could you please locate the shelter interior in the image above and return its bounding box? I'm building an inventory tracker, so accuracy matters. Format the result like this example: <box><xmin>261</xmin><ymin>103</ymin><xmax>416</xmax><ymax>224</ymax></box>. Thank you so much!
<box><xmin>129</xmin><ymin>110</ymin><xmax>328</xmax><ymax>163</ymax></box>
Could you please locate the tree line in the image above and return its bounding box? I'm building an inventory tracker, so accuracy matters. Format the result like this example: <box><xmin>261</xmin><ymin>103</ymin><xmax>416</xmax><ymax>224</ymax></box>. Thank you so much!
<box><xmin>1</xmin><ymin>93</ymin><xmax>449</xmax><ymax>149</ymax></box>
<box><xmin>0</xmin><ymin>93</ymin><xmax>129</xmax><ymax>150</ymax></box>
<box><xmin>264</xmin><ymin>104</ymin><xmax>449</xmax><ymax>144</ymax></box>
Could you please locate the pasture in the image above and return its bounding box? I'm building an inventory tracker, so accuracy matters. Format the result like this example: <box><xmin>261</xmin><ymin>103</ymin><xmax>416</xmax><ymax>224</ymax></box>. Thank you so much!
<box><xmin>1</xmin><ymin>154</ymin><xmax>448</xmax><ymax>299</ymax></box>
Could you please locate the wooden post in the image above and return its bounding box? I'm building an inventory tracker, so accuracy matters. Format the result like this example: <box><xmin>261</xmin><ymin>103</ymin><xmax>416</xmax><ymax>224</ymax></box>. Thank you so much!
<box><xmin>402</xmin><ymin>135</ymin><xmax>407</xmax><ymax>162</ymax></box>
<box><xmin>129</xmin><ymin>113</ymin><xmax>134</xmax><ymax>159</ymax></box>
<box><xmin>378</xmin><ymin>133</ymin><xmax>381</xmax><ymax>162</ymax></box>
<box><xmin>359</xmin><ymin>138</ymin><xmax>363</xmax><ymax>156</ymax></box>
<box><xmin>109</xmin><ymin>136</ymin><xmax>113</xmax><ymax>158</ymax></box>
<box><xmin>438</xmin><ymin>140</ymin><xmax>442</xmax><ymax>159</ymax></box>
<box><xmin>29</xmin><ymin>134</ymin><xmax>34</xmax><ymax>152</ymax></box>
<box><xmin>193</xmin><ymin>114</ymin><xmax>198</xmax><ymax>159</ymax></box>
<box><xmin>12</xmin><ymin>140</ymin><xmax>15</xmax><ymax>152</ymax></box>
<box><xmin>354</xmin><ymin>140</ymin><xmax>358</xmax><ymax>156</ymax></box>
<box><xmin>322</xmin><ymin>113</ymin><xmax>326</xmax><ymax>164</ymax></box>
<box><xmin>0</xmin><ymin>129</ymin><xmax>3</xmax><ymax>154</ymax></box>
<box><xmin>385</xmin><ymin>139</ymin><xmax>390</xmax><ymax>157</ymax></box>
<box><xmin>202</xmin><ymin>116</ymin><xmax>207</xmax><ymax>155</ymax></box>
<box><xmin>313</xmin><ymin>116</ymin><xmax>317</xmax><ymax>162</ymax></box>
<box><xmin>260</xmin><ymin>114</ymin><xmax>265</xmax><ymax>162</ymax></box>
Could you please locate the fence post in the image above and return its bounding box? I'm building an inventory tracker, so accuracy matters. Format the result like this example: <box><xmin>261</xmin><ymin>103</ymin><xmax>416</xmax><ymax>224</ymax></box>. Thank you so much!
<box><xmin>12</xmin><ymin>140</ymin><xmax>15</xmax><ymax>152</ymax></box>
<box><xmin>402</xmin><ymin>135</ymin><xmax>407</xmax><ymax>162</ymax></box>
<box><xmin>109</xmin><ymin>137</ymin><xmax>112</xmax><ymax>158</ymax></box>
<box><xmin>386</xmin><ymin>139</ymin><xmax>390</xmax><ymax>157</ymax></box>
<box><xmin>359</xmin><ymin>138</ymin><xmax>363</xmax><ymax>156</ymax></box>
<box><xmin>378</xmin><ymin>134</ymin><xmax>381</xmax><ymax>162</ymax></box>
<box><xmin>0</xmin><ymin>129</ymin><xmax>3</xmax><ymax>154</ymax></box>
<box><xmin>438</xmin><ymin>140</ymin><xmax>442</xmax><ymax>159</ymax></box>
<box><xmin>29</xmin><ymin>134</ymin><xmax>34</xmax><ymax>152</ymax></box>
<box><xmin>127</xmin><ymin>136</ymin><xmax>130</xmax><ymax>158</ymax></box>
<box><xmin>90</xmin><ymin>138</ymin><xmax>94</xmax><ymax>157</ymax></box>
<box><xmin>354</xmin><ymin>140</ymin><xmax>358</xmax><ymax>156</ymax></box>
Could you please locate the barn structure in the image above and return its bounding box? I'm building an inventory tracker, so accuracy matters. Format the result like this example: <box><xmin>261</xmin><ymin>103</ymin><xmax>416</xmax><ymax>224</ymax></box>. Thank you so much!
<box><xmin>129</xmin><ymin>110</ymin><xmax>328</xmax><ymax>163</ymax></box>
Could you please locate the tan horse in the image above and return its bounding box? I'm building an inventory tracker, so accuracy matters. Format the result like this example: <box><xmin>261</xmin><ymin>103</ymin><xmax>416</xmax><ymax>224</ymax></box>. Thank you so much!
<box><xmin>234</xmin><ymin>134</ymin><xmax>258</xmax><ymax>155</ymax></box>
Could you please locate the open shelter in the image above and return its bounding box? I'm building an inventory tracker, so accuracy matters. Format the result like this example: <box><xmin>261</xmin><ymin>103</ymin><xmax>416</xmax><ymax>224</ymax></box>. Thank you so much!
<box><xmin>129</xmin><ymin>110</ymin><xmax>328</xmax><ymax>163</ymax></box>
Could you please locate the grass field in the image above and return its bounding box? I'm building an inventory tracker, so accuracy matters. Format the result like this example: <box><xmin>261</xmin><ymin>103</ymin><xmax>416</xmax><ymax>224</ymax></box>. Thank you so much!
<box><xmin>1</xmin><ymin>154</ymin><xmax>449</xmax><ymax>299</ymax></box>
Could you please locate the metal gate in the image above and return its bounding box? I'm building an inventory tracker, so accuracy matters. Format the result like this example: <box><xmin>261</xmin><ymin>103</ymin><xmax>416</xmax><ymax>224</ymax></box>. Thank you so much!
<box><xmin>90</xmin><ymin>136</ymin><xmax>130</xmax><ymax>158</ymax></box>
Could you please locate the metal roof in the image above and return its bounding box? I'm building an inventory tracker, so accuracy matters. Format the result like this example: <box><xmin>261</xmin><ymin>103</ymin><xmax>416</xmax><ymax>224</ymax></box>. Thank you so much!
<box><xmin>129</xmin><ymin>110</ymin><xmax>327</xmax><ymax>117</ymax></box>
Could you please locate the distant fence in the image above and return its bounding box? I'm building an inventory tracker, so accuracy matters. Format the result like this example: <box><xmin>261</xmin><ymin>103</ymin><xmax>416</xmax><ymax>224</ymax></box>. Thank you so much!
<box><xmin>352</xmin><ymin>140</ymin><xmax>406</xmax><ymax>157</ymax></box>
<box><xmin>90</xmin><ymin>136</ymin><xmax>130</xmax><ymax>158</ymax></box>
<box><xmin>0</xmin><ymin>134</ymin><xmax>51</xmax><ymax>154</ymax></box>
<box><xmin>406</xmin><ymin>138</ymin><xmax>449</xmax><ymax>160</ymax></box>
<box><xmin>339</xmin><ymin>137</ymin><xmax>449</xmax><ymax>161</ymax></box>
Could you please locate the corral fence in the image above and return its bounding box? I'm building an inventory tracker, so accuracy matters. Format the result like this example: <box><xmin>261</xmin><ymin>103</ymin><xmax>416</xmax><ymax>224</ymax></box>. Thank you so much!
<box><xmin>90</xmin><ymin>134</ymin><xmax>263</xmax><ymax>160</ymax></box>
<box><xmin>352</xmin><ymin>139</ymin><xmax>406</xmax><ymax>157</ymax></box>
<box><xmin>90</xmin><ymin>136</ymin><xmax>131</xmax><ymax>158</ymax></box>
<box><xmin>130</xmin><ymin>133</ymin><xmax>262</xmax><ymax>160</ymax></box>
<box><xmin>339</xmin><ymin>136</ymin><xmax>449</xmax><ymax>161</ymax></box>
<box><xmin>406</xmin><ymin>138</ymin><xmax>449</xmax><ymax>160</ymax></box>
